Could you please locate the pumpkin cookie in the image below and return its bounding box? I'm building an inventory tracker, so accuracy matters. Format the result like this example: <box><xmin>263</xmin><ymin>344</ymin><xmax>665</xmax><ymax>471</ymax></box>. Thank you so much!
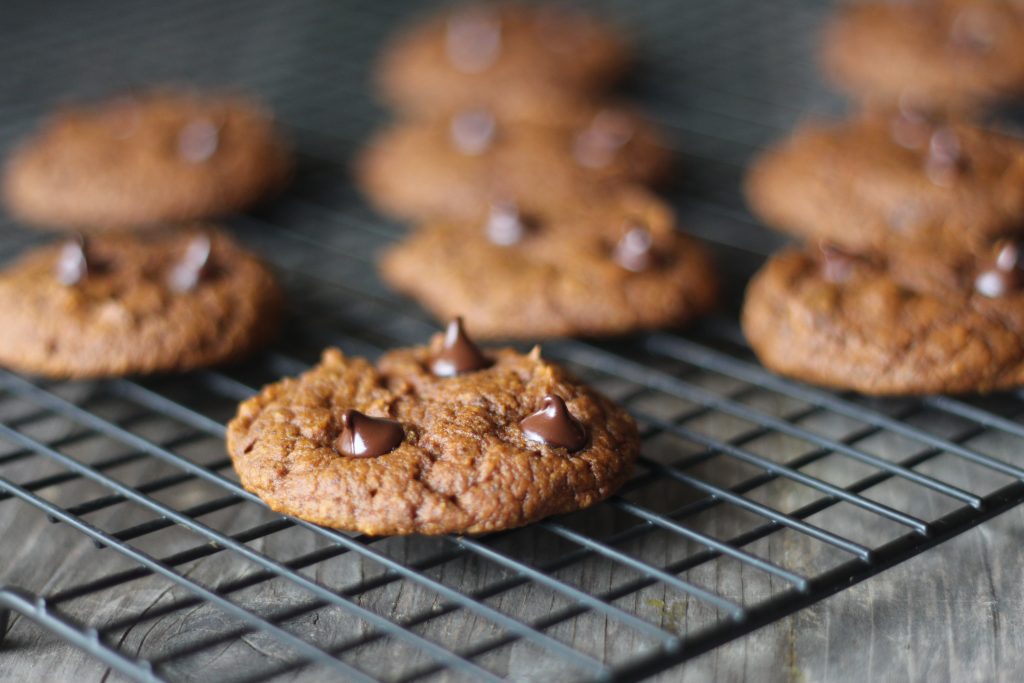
<box><xmin>379</xmin><ymin>187</ymin><xmax>717</xmax><ymax>339</ymax></box>
<box><xmin>0</xmin><ymin>228</ymin><xmax>283</xmax><ymax>378</ymax></box>
<box><xmin>226</xmin><ymin>321</ymin><xmax>640</xmax><ymax>535</ymax></box>
<box><xmin>3</xmin><ymin>90</ymin><xmax>292</xmax><ymax>230</ymax></box>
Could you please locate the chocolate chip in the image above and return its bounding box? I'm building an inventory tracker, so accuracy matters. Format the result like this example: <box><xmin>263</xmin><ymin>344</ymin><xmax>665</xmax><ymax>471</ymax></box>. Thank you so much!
<box><xmin>889</xmin><ymin>106</ymin><xmax>933</xmax><ymax>150</ymax></box>
<box><xmin>431</xmin><ymin>317</ymin><xmax>490</xmax><ymax>377</ymax></box>
<box><xmin>950</xmin><ymin>8</ymin><xmax>997</xmax><ymax>54</ymax></box>
<box><xmin>520</xmin><ymin>395</ymin><xmax>587</xmax><ymax>452</ymax></box>
<box><xmin>55</xmin><ymin>235</ymin><xmax>88</xmax><ymax>286</ymax></box>
<box><xmin>178</xmin><ymin>118</ymin><xmax>219</xmax><ymax>164</ymax></box>
<box><xmin>613</xmin><ymin>221</ymin><xmax>656</xmax><ymax>272</ymax></box>
<box><xmin>335</xmin><ymin>410</ymin><xmax>404</xmax><ymax>458</ymax></box>
<box><xmin>485</xmin><ymin>201</ymin><xmax>528</xmax><ymax>246</ymax></box>
<box><xmin>573</xmin><ymin>110</ymin><xmax>634</xmax><ymax>169</ymax></box>
<box><xmin>450</xmin><ymin>109</ymin><xmax>496</xmax><ymax>156</ymax></box>
<box><xmin>925</xmin><ymin>127</ymin><xmax>964</xmax><ymax>186</ymax></box>
<box><xmin>167</xmin><ymin>233</ymin><xmax>213</xmax><ymax>292</ymax></box>
<box><xmin>975</xmin><ymin>241</ymin><xmax>1023</xmax><ymax>298</ymax></box>
<box><xmin>818</xmin><ymin>243</ymin><xmax>858</xmax><ymax>284</ymax></box>
<box><xmin>445</xmin><ymin>8</ymin><xmax>502</xmax><ymax>73</ymax></box>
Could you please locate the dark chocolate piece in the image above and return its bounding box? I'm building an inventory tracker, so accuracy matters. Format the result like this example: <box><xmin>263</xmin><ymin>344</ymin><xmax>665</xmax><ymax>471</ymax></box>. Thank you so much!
<box><xmin>520</xmin><ymin>394</ymin><xmax>587</xmax><ymax>452</ymax></box>
<box><xmin>167</xmin><ymin>233</ymin><xmax>213</xmax><ymax>292</ymax></box>
<box><xmin>613</xmin><ymin>222</ymin><xmax>655</xmax><ymax>272</ymax></box>
<box><xmin>445</xmin><ymin>8</ymin><xmax>502</xmax><ymax>73</ymax></box>
<box><xmin>925</xmin><ymin>127</ymin><xmax>964</xmax><ymax>186</ymax></box>
<box><xmin>485</xmin><ymin>201</ymin><xmax>528</xmax><ymax>246</ymax></box>
<box><xmin>450</xmin><ymin>109</ymin><xmax>496</xmax><ymax>156</ymax></box>
<box><xmin>336</xmin><ymin>409</ymin><xmax>404</xmax><ymax>457</ymax></box>
<box><xmin>55</xmin><ymin>235</ymin><xmax>88</xmax><ymax>286</ymax></box>
<box><xmin>178</xmin><ymin>119</ymin><xmax>220</xmax><ymax>164</ymax></box>
<box><xmin>431</xmin><ymin>317</ymin><xmax>490</xmax><ymax>376</ymax></box>
<box><xmin>573</xmin><ymin>109</ymin><xmax>634</xmax><ymax>169</ymax></box>
<box><xmin>819</xmin><ymin>243</ymin><xmax>858</xmax><ymax>284</ymax></box>
<box><xmin>975</xmin><ymin>241</ymin><xmax>1023</xmax><ymax>298</ymax></box>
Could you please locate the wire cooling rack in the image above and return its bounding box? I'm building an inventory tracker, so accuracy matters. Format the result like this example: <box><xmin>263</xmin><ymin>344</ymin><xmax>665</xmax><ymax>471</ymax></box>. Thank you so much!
<box><xmin>2</xmin><ymin>0</ymin><xmax>1024</xmax><ymax>681</ymax></box>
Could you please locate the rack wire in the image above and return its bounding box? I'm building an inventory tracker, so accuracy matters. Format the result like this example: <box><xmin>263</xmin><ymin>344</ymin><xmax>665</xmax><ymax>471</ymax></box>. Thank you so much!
<box><xmin>2</xmin><ymin>0</ymin><xmax>1024</xmax><ymax>680</ymax></box>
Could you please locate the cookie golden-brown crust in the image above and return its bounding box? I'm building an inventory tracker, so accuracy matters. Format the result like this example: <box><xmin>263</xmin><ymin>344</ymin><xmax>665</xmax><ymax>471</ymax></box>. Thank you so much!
<box><xmin>741</xmin><ymin>245</ymin><xmax>1024</xmax><ymax>395</ymax></box>
<box><xmin>379</xmin><ymin>187</ymin><xmax>717</xmax><ymax>339</ymax></box>
<box><xmin>376</xmin><ymin>4</ymin><xmax>629</xmax><ymax>118</ymax></box>
<box><xmin>822</xmin><ymin>0</ymin><xmax>1024</xmax><ymax>112</ymax></box>
<box><xmin>356</xmin><ymin>107</ymin><xmax>671</xmax><ymax>222</ymax></box>
<box><xmin>0</xmin><ymin>228</ymin><xmax>283</xmax><ymax>378</ymax></box>
<box><xmin>3</xmin><ymin>90</ymin><xmax>292</xmax><ymax>230</ymax></box>
<box><xmin>744</xmin><ymin>116</ymin><xmax>1024</xmax><ymax>253</ymax></box>
<box><xmin>226</xmin><ymin>344</ymin><xmax>640</xmax><ymax>536</ymax></box>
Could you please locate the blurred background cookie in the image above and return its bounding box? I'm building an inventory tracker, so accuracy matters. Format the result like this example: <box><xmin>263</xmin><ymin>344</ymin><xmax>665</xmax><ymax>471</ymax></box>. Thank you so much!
<box><xmin>3</xmin><ymin>89</ymin><xmax>293</xmax><ymax>230</ymax></box>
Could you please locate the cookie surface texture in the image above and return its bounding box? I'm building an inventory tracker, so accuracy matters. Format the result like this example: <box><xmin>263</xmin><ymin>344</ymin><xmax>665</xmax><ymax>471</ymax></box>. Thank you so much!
<box><xmin>0</xmin><ymin>228</ymin><xmax>283</xmax><ymax>378</ymax></box>
<box><xmin>742</xmin><ymin>244</ymin><xmax>1024</xmax><ymax>395</ymax></box>
<box><xmin>227</xmin><ymin>337</ymin><xmax>640</xmax><ymax>536</ymax></box>
<box><xmin>3</xmin><ymin>90</ymin><xmax>292</xmax><ymax>229</ymax></box>
<box><xmin>379</xmin><ymin>187</ymin><xmax>717</xmax><ymax>339</ymax></box>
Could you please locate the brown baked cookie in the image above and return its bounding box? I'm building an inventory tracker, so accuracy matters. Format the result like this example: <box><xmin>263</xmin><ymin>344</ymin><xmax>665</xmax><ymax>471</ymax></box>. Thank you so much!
<box><xmin>357</xmin><ymin>105</ymin><xmax>672</xmax><ymax>222</ymax></box>
<box><xmin>823</xmin><ymin>0</ymin><xmax>1024</xmax><ymax>113</ymax></box>
<box><xmin>741</xmin><ymin>242</ymin><xmax>1024</xmax><ymax>395</ymax></box>
<box><xmin>376</xmin><ymin>4</ymin><xmax>629</xmax><ymax>118</ymax></box>
<box><xmin>0</xmin><ymin>228</ymin><xmax>283</xmax><ymax>378</ymax></box>
<box><xmin>744</xmin><ymin>115</ymin><xmax>1024</xmax><ymax>253</ymax></box>
<box><xmin>379</xmin><ymin>187</ymin><xmax>717</xmax><ymax>339</ymax></box>
<box><xmin>226</xmin><ymin>322</ymin><xmax>640</xmax><ymax>535</ymax></box>
<box><xmin>3</xmin><ymin>90</ymin><xmax>292</xmax><ymax>230</ymax></box>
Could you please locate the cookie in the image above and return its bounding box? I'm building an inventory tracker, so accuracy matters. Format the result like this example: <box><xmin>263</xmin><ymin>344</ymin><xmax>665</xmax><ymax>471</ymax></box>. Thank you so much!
<box><xmin>357</xmin><ymin>105</ymin><xmax>672</xmax><ymax>222</ymax></box>
<box><xmin>741</xmin><ymin>242</ymin><xmax>1024</xmax><ymax>395</ymax></box>
<box><xmin>0</xmin><ymin>228</ymin><xmax>283</xmax><ymax>378</ymax></box>
<box><xmin>823</xmin><ymin>0</ymin><xmax>1024</xmax><ymax>113</ymax></box>
<box><xmin>744</xmin><ymin>115</ymin><xmax>1024</xmax><ymax>253</ymax></box>
<box><xmin>376</xmin><ymin>4</ymin><xmax>629</xmax><ymax>119</ymax></box>
<box><xmin>226</xmin><ymin>321</ymin><xmax>640</xmax><ymax>535</ymax></box>
<box><xmin>379</xmin><ymin>186</ymin><xmax>717</xmax><ymax>339</ymax></box>
<box><xmin>3</xmin><ymin>90</ymin><xmax>292</xmax><ymax>230</ymax></box>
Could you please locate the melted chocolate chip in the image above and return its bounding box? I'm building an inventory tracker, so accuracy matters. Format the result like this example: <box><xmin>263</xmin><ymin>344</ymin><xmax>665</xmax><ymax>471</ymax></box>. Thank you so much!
<box><xmin>950</xmin><ymin>8</ymin><xmax>997</xmax><ymax>54</ymax></box>
<box><xmin>167</xmin><ymin>234</ymin><xmax>213</xmax><ymax>292</ymax></box>
<box><xmin>55</xmin><ymin>235</ymin><xmax>88</xmax><ymax>286</ymax></box>
<box><xmin>485</xmin><ymin>201</ymin><xmax>528</xmax><ymax>246</ymax></box>
<box><xmin>613</xmin><ymin>221</ymin><xmax>656</xmax><ymax>272</ymax></box>
<box><xmin>335</xmin><ymin>410</ymin><xmax>404</xmax><ymax>458</ymax></box>
<box><xmin>445</xmin><ymin>8</ymin><xmax>502</xmax><ymax>73</ymax></box>
<box><xmin>573</xmin><ymin>110</ymin><xmax>634</xmax><ymax>169</ymax></box>
<box><xmin>819</xmin><ymin>243</ymin><xmax>858</xmax><ymax>284</ymax></box>
<box><xmin>520</xmin><ymin>395</ymin><xmax>587</xmax><ymax>452</ymax></box>
<box><xmin>925</xmin><ymin>127</ymin><xmax>964</xmax><ymax>186</ymax></box>
<box><xmin>975</xmin><ymin>241</ymin><xmax>1024</xmax><ymax>298</ymax></box>
<box><xmin>450</xmin><ymin>109</ymin><xmax>496</xmax><ymax>156</ymax></box>
<box><xmin>889</xmin><ymin>106</ymin><xmax>933</xmax><ymax>150</ymax></box>
<box><xmin>178</xmin><ymin>119</ymin><xmax>220</xmax><ymax>164</ymax></box>
<box><xmin>431</xmin><ymin>317</ymin><xmax>491</xmax><ymax>377</ymax></box>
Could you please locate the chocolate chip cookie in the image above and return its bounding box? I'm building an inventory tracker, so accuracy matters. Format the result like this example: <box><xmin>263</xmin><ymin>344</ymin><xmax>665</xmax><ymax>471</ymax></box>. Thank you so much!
<box><xmin>357</xmin><ymin>105</ymin><xmax>671</xmax><ymax>222</ymax></box>
<box><xmin>379</xmin><ymin>187</ymin><xmax>717</xmax><ymax>339</ymax></box>
<box><xmin>823</xmin><ymin>0</ymin><xmax>1024</xmax><ymax>113</ymax></box>
<box><xmin>376</xmin><ymin>4</ymin><xmax>629</xmax><ymax>119</ymax></box>
<box><xmin>3</xmin><ymin>90</ymin><xmax>293</xmax><ymax>230</ymax></box>
<box><xmin>744</xmin><ymin>115</ymin><xmax>1024</xmax><ymax>253</ymax></box>
<box><xmin>742</xmin><ymin>242</ymin><xmax>1024</xmax><ymax>395</ymax></box>
<box><xmin>0</xmin><ymin>228</ymin><xmax>283</xmax><ymax>378</ymax></box>
<box><xmin>226</xmin><ymin>321</ymin><xmax>640</xmax><ymax>535</ymax></box>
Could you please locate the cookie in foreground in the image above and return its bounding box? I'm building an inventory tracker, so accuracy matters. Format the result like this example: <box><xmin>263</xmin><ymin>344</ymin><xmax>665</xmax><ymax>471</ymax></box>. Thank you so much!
<box><xmin>742</xmin><ymin>243</ymin><xmax>1024</xmax><ymax>396</ymax></box>
<box><xmin>0</xmin><ymin>228</ymin><xmax>283</xmax><ymax>378</ymax></box>
<box><xmin>3</xmin><ymin>89</ymin><xmax>292</xmax><ymax>230</ymax></box>
<box><xmin>745</xmin><ymin>115</ymin><xmax>1024</xmax><ymax>253</ymax></box>
<box><xmin>226</xmin><ymin>320</ymin><xmax>640</xmax><ymax>535</ymax></box>
<box><xmin>379</xmin><ymin>187</ymin><xmax>717</xmax><ymax>339</ymax></box>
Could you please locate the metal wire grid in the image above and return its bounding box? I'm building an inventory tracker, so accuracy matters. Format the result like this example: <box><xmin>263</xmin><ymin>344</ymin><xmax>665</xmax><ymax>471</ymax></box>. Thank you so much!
<box><xmin>0</xmin><ymin>0</ymin><xmax>1023</xmax><ymax>680</ymax></box>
